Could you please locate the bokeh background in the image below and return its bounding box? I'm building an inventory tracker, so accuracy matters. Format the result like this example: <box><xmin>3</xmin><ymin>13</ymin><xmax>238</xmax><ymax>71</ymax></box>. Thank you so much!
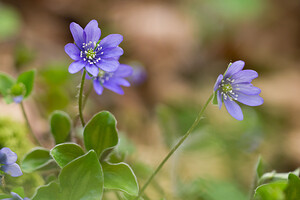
<box><xmin>0</xmin><ymin>0</ymin><xmax>300</xmax><ymax>199</ymax></box>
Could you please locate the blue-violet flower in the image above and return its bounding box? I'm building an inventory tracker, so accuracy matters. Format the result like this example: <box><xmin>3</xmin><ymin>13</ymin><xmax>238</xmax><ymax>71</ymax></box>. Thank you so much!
<box><xmin>92</xmin><ymin>64</ymin><xmax>133</xmax><ymax>95</ymax></box>
<box><xmin>0</xmin><ymin>147</ymin><xmax>22</xmax><ymax>177</ymax></box>
<box><xmin>65</xmin><ymin>20</ymin><xmax>124</xmax><ymax>76</ymax></box>
<box><xmin>2</xmin><ymin>192</ymin><xmax>29</xmax><ymax>200</ymax></box>
<box><xmin>214</xmin><ymin>60</ymin><xmax>263</xmax><ymax>120</ymax></box>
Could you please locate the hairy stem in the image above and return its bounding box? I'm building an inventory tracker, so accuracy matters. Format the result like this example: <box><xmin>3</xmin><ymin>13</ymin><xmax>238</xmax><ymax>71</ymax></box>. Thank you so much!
<box><xmin>78</xmin><ymin>70</ymin><xmax>86</xmax><ymax>127</ymax></box>
<box><xmin>20</xmin><ymin>102</ymin><xmax>41</xmax><ymax>146</ymax></box>
<box><xmin>135</xmin><ymin>94</ymin><xmax>214</xmax><ymax>199</ymax></box>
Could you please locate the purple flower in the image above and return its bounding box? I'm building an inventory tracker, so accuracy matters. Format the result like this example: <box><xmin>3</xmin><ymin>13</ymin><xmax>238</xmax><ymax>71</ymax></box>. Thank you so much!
<box><xmin>0</xmin><ymin>148</ymin><xmax>22</xmax><ymax>177</ymax></box>
<box><xmin>214</xmin><ymin>60</ymin><xmax>263</xmax><ymax>120</ymax></box>
<box><xmin>65</xmin><ymin>20</ymin><xmax>124</xmax><ymax>76</ymax></box>
<box><xmin>2</xmin><ymin>192</ymin><xmax>29</xmax><ymax>200</ymax></box>
<box><xmin>92</xmin><ymin>64</ymin><xmax>133</xmax><ymax>95</ymax></box>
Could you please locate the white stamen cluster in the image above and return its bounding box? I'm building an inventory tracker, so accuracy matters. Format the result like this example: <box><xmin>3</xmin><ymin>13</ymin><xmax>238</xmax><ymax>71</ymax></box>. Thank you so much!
<box><xmin>80</xmin><ymin>41</ymin><xmax>104</xmax><ymax>65</ymax></box>
<box><xmin>219</xmin><ymin>78</ymin><xmax>239</xmax><ymax>101</ymax></box>
<box><xmin>98</xmin><ymin>71</ymin><xmax>114</xmax><ymax>84</ymax></box>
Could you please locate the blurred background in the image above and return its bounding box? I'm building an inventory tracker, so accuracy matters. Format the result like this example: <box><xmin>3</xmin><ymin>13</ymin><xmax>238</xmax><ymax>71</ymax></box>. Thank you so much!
<box><xmin>0</xmin><ymin>0</ymin><xmax>300</xmax><ymax>199</ymax></box>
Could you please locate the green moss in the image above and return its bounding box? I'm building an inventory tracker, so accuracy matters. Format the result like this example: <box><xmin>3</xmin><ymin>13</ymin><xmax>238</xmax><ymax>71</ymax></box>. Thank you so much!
<box><xmin>0</xmin><ymin>117</ymin><xmax>44</xmax><ymax>196</ymax></box>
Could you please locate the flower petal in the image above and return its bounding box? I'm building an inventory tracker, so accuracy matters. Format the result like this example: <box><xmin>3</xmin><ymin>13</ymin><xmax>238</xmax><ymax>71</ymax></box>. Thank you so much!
<box><xmin>68</xmin><ymin>60</ymin><xmax>86</xmax><ymax>74</ymax></box>
<box><xmin>235</xmin><ymin>92</ymin><xmax>264</xmax><ymax>106</ymax></box>
<box><xmin>97</xmin><ymin>59</ymin><xmax>119</xmax><ymax>72</ymax></box>
<box><xmin>224</xmin><ymin>60</ymin><xmax>245</xmax><ymax>78</ymax></box>
<box><xmin>217</xmin><ymin>90</ymin><xmax>222</xmax><ymax>109</ymax></box>
<box><xmin>214</xmin><ymin>74</ymin><xmax>223</xmax><ymax>91</ymax></box>
<box><xmin>84</xmin><ymin>20</ymin><xmax>101</xmax><ymax>43</ymax></box>
<box><xmin>85</xmin><ymin>64</ymin><xmax>99</xmax><ymax>77</ymax></box>
<box><xmin>224</xmin><ymin>100</ymin><xmax>243</xmax><ymax>120</ymax></box>
<box><xmin>65</xmin><ymin>43</ymin><xmax>80</xmax><ymax>60</ymax></box>
<box><xmin>100</xmin><ymin>47</ymin><xmax>124</xmax><ymax>58</ymax></box>
<box><xmin>93</xmin><ymin>79</ymin><xmax>104</xmax><ymax>95</ymax></box>
<box><xmin>103</xmin><ymin>81</ymin><xmax>124</xmax><ymax>95</ymax></box>
<box><xmin>11</xmin><ymin>192</ymin><xmax>23</xmax><ymax>200</ymax></box>
<box><xmin>0</xmin><ymin>147</ymin><xmax>17</xmax><ymax>165</ymax></box>
<box><xmin>231</xmin><ymin>70</ymin><xmax>258</xmax><ymax>83</ymax></box>
<box><xmin>112</xmin><ymin>78</ymin><xmax>130</xmax><ymax>87</ymax></box>
<box><xmin>232</xmin><ymin>83</ymin><xmax>261</xmax><ymax>95</ymax></box>
<box><xmin>70</xmin><ymin>22</ymin><xmax>85</xmax><ymax>47</ymax></box>
<box><xmin>99</xmin><ymin>34</ymin><xmax>123</xmax><ymax>49</ymax></box>
<box><xmin>114</xmin><ymin>64</ymin><xmax>133</xmax><ymax>77</ymax></box>
<box><xmin>1</xmin><ymin>163</ymin><xmax>22</xmax><ymax>177</ymax></box>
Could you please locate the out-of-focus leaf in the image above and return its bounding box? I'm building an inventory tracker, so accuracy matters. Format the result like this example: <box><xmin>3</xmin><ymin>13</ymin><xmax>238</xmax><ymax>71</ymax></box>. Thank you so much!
<box><xmin>50</xmin><ymin>111</ymin><xmax>72</xmax><ymax>144</ymax></box>
<box><xmin>17</xmin><ymin>70</ymin><xmax>35</xmax><ymax>98</ymax></box>
<box><xmin>0</xmin><ymin>5</ymin><xmax>20</xmax><ymax>41</ymax></box>
<box><xmin>102</xmin><ymin>162</ymin><xmax>139</xmax><ymax>196</ymax></box>
<box><xmin>256</xmin><ymin>156</ymin><xmax>264</xmax><ymax>180</ymax></box>
<box><xmin>212</xmin><ymin>91</ymin><xmax>218</xmax><ymax>105</ymax></box>
<box><xmin>84</xmin><ymin>111</ymin><xmax>118</xmax><ymax>159</ymax></box>
<box><xmin>21</xmin><ymin>148</ymin><xmax>53</xmax><ymax>173</ymax></box>
<box><xmin>0</xmin><ymin>73</ymin><xmax>15</xmax><ymax>96</ymax></box>
<box><xmin>254</xmin><ymin>181</ymin><xmax>287</xmax><ymax>200</ymax></box>
<box><xmin>50</xmin><ymin>143</ymin><xmax>84</xmax><ymax>168</ymax></box>
<box><xmin>259</xmin><ymin>169</ymin><xmax>300</xmax><ymax>185</ymax></box>
<box><xmin>284</xmin><ymin>173</ymin><xmax>300</xmax><ymax>200</ymax></box>
<box><xmin>11</xmin><ymin>187</ymin><xmax>25</xmax><ymax>198</ymax></box>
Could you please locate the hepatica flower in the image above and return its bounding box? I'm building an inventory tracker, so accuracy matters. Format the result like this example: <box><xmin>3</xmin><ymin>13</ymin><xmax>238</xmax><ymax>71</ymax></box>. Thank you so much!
<box><xmin>2</xmin><ymin>192</ymin><xmax>29</xmax><ymax>200</ymax></box>
<box><xmin>92</xmin><ymin>64</ymin><xmax>133</xmax><ymax>95</ymax></box>
<box><xmin>0</xmin><ymin>147</ymin><xmax>22</xmax><ymax>177</ymax></box>
<box><xmin>214</xmin><ymin>60</ymin><xmax>263</xmax><ymax>120</ymax></box>
<box><xmin>65</xmin><ymin>20</ymin><xmax>124</xmax><ymax>76</ymax></box>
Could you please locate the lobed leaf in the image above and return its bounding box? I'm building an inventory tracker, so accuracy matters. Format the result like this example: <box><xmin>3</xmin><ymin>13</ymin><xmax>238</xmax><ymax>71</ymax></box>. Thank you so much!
<box><xmin>21</xmin><ymin>147</ymin><xmax>53</xmax><ymax>173</ymax></box>
<box><xmin>59</xmin><ymin>150</ymin><xmax>104</xmax><ymax>200</ymax></box>
<box><xmin>102</xmin><ymin>162</ymin><xmax>139</xmax><ymax>196</ymax></box>
<box><xmin>31</xmin><ymin>181</ymin><xmax>61</xmax><ymax>200</ymax></box>
<box><xmin>84</xmin><ymin>111</ymin><xmax>119</xmax><ymax>159</ymax></box>
<box><xmin>50</xmin><ymin>143</ymin><xmax>84</xmax><ymax>168</ymax></box>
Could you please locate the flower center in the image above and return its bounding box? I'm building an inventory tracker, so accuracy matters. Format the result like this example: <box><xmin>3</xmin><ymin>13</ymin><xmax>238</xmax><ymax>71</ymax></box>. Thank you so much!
<box><xmin>222</xmin><ymin>84</ymin><xmax>232</xmax><ymax>93</ymax></box>
<box><xmin>80</xmin><ymin>41</ymin><xmax>103</xmax><ymax>65</ymax></box>
<box><xmin>220</xmin><ymin>78</ymin><xmax>238</xmax><ymax>101</ymax></box>
<box><xmin>97</xmin><ymin>70</ymin><xmax>113</xmax><ymax>84</ymax></box>
<box><xmin>86</xmin><ymin>49</ymin><xmax>96</xmax><ymax>59</ymax></box>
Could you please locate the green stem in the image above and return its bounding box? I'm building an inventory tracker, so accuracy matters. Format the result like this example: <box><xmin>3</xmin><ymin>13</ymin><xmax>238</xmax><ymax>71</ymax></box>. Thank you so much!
<box><xmin>78</xmin><ymin>70</ymin><xmax>86</xmax><ymax>127</ymax></box>
<box><xmin>135</xmin><ymin>93</ymin><xmax>214</xmax><ymax>199</ymax></box>
<box><xmin>20</xmin><ymin>102</ymin><xmax>41</xmax><ymax>146</ymax></box>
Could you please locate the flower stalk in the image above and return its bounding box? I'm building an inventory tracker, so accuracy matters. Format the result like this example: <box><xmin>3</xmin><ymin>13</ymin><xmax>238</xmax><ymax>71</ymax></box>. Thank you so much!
<box><xmin>135</xmin><ymin>93</ymin><xmax>214</xmax><ymax>199</ymax></box>
<box><xmin>20</xmin><ymin>102</ymin><xmax>41</xmax><ymax>146</ymax></box>
<box><xmin>78</xmin><ymin>70</ymin><xmax>86</xmax><ymax>127</ymax></box>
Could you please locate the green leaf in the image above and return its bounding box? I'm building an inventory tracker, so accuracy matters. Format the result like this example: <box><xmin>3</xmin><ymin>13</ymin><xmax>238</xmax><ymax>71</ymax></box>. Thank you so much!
<box><xmin>0</xmin><ymin>72</ymin><xmax>15</xmax><ymax>96</ymax></box>
<box><xmin>50</xmin><ymin>143</ymin><xmax>84</xmax><ymax>168</ymax></box>
<box><xmin>84</xmin><ymin>111</ymin><xmax>118</xmax><ymax>159</ymax></box>
<box><xmin>50</xmin><ymin>110</ymin><xmax>72</xmax><ymax>144</ymax></box>
<box><xmin>21</xmin><ymin>147</ymin><xmax>53</xmax><ymax>173</ymax></box>
<box><xmin>256</xmin><ymin>156</ymin><xmax>264</xmax><ymax>179</ymax></box>
<box><xmin>259</xmin><ymin>169</ymin><xmax>300</xmax><ymax>185</ymax></box>
<box><xmin>17</xmin><ymin>69</ymin><xmax>35</xmax><ymax>98</ymax></box>
<box><xmin>31</xmin><ymin>181</ymin><xmax>61</xmax><ymax>200</ymax></box>
<box><xmin>254</xmin><ymin>181</ymin><xmax>287</xmax><ymax>200</ymax></box>
<box><xmin>102</xmin><ymin>162</ymin><xmax>139</xmax><ymax>196</ymax></box>
<box><xmin>212</xmin><ymin>91</ymin><xmax>218</xmax><ymax>105</ymax></box>
<box><xmin>0</xmin><ymin>194</ymin><xmax>12</xmax><ymax>198</ymax></box>
<box><xmin>284</xmin><ymin>173</ymin><xmax>300</xmax><ymax>200</ymax></box>
<box><xmin>11</xmin><ymin>187</ymin><xmax>25</xmax><ymax>198</ymax></box>
<box><xmin>59</xmin><ymin>150</ymin><xmax>104</xmax><ymax>200</ymax></box>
